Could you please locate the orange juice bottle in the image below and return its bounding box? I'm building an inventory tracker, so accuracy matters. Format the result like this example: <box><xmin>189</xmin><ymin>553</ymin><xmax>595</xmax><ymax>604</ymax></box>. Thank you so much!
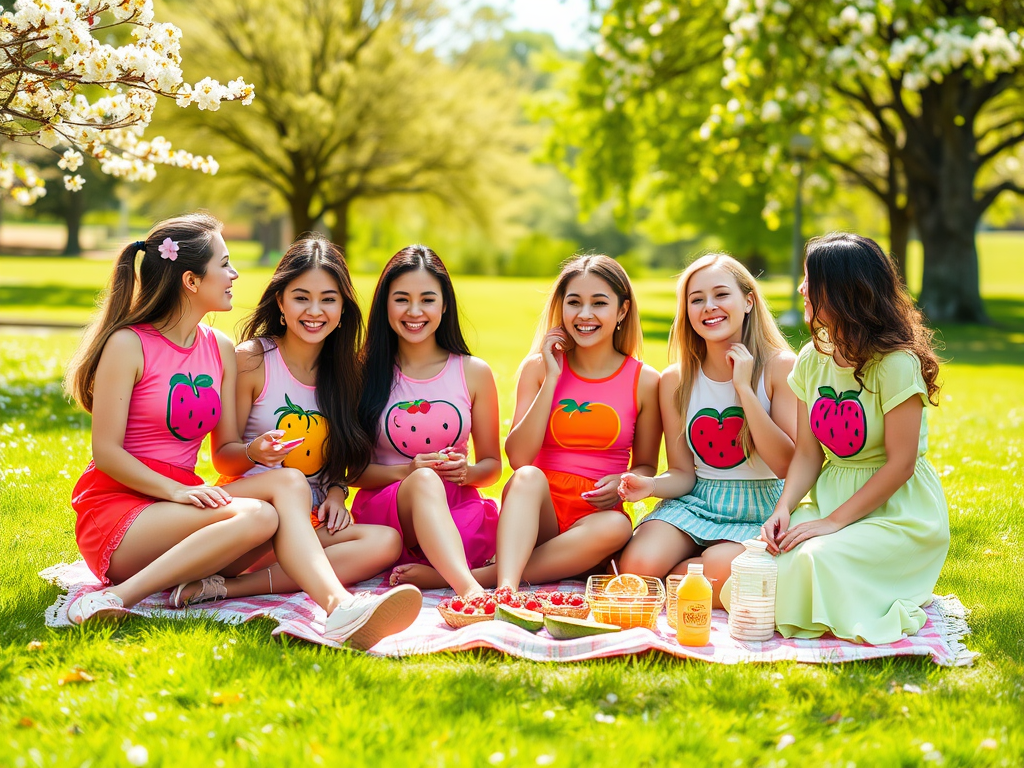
<box><xmin>676</xmin><ymin>563</ymin><xmax>712</xmax><ymax>646</ymax></box>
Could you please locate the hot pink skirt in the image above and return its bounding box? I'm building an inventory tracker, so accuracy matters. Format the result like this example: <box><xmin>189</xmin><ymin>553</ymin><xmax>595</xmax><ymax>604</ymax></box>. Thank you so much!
<box><xmin>350</xmin><ymin>479</ymin><xmax>498</xmax><ymax>569</ymax></box>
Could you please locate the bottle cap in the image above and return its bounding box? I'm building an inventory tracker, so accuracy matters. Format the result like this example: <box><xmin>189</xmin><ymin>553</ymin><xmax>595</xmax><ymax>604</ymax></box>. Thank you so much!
<box><xmin>687</xmin><ymin>563</ymin><xmax>704</xmax><ymax>575</ymax></box>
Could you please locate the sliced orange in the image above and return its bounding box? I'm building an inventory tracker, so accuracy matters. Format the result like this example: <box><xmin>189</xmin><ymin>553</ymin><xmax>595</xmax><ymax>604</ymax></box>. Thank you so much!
<box><xmin>605</xmin><ymin>574</ymin><xmax>649</xmax><ymax>597</ymax></box>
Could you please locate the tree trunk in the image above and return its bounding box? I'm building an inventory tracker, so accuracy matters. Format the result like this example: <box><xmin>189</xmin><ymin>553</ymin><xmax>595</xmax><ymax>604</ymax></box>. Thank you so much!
<box><xmin>910</xmin><ymin>177</ymin><xmax>987</xmax><ymax>323</ymax></box>
<box><xmin>62</xmin><ymin>190</ymin><xmax>83</xmax><ymax>256</ymax></box>
<box><xmin>888</xmin><ymin>203</ymin><xmax>910</xmax><ymax>279</ymax></box>
<box><xmin>330</xmin><ymin>198</ymin><xmax>351</xmax><ymax>253</ymax></box>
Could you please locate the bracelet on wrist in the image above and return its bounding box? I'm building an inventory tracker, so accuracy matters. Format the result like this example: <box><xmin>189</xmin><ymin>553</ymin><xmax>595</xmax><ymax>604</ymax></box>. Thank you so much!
<box><xmin>244</xmin><ymin>439</ymin><xmax>265</xmax><ymax>467</ymax></box>
<box><xmin>327</xmin><ymin>482</ymin><xmax>349</xmax><ymax>499</ymax></box>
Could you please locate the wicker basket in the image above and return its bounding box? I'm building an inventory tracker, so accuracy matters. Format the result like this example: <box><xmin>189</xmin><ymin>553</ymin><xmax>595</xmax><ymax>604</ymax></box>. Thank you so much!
<box><xmin>437</xmin><ymin>601</ymin><xmax>493</xmax><ymax>628</ymax></box>
<box><xmin>586</xmin><ymin>575</ymin><xmax>665</xmax><ymax>630</ymax></box>
<box><xmin>537</xmin><ymin>601</ymin><xmax>590</xmax><ymax>619</ymax></box>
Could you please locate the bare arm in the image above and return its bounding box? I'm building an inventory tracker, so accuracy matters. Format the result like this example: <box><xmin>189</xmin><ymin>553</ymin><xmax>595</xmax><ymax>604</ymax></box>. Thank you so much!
<box><xmin>434</xmin><ymin>356</ymin><xmax>501</xmax><ymax>488</ymax></box>
<box><xmin>91</xmin><ymin>329</ymin><xmax>231</xmax><ymax>508</ymax></box>
<box><xmin>619</xmin><ymin>364</ymin><xmax>696</xmax><ymax>501</ymax></box>
<box><xmin>762</xmin><ymin>401</ymin><xmax>825</xmax><ymax>553</ymax></box>
<box><xmin>778</xmin><ymin>396</ymin><xmax>923</xmax><ymax>552</ymax></box>
<box><xmin>504</xmin><ymin>354</ymin><xmax>557</xmax><ymax>469</ymax></box>
<box><xmin>736</xmin><ymin>350</ymin><xmax>798</xmax><ymax>478</ymax></box>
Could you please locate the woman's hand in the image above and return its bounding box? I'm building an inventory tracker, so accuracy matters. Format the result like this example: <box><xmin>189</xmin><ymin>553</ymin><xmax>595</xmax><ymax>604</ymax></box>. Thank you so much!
<box><xmin>409</xmin><ymin>452</ymin><xmax>446</xmax><ymax>473</ymax></box>
<box><xmin>583</xmin><ymin>474</ymin><xmax>623</xmax><ymax>510</ymax></box>
<box><xmin>318</xmin><ymin>489</ymin><xmax>351</xmax><ymax>534</ymax></box>
<box><xmin>246</xmin><ymin>429</ymin><xmax>290</xmax><ymax>467</ymax></box>
<box><xmin>434</xmin><ymin>449</ymin><xmax>469</xmax><ymax>485</ymax></box>
<box><xmin>171</xmin><ymin>484</ymin><xmax>233</xmax><ymax>508</ymax></box>
<box><xmin>760</xmin><ymin>507</ymin><xmax>791</xmax><ymax>555</ymax></box>
<box><xmin>777</xmin><ymin>516</ymin><xmax>843</xmax><ymax>553</ymax></box>
<box><xmin>541</xmin><ymin>328</ymin><xmax>571</xmax><ymax>380</ymax></box>
<box><xmin>726</xmin><ymin>342</ymin><xmax>755</xmax><ymax>394</ymax></box>
<box><xmin>618</xmin><ymin>473</ymin><xmax>656</xmax><ymax>502</ymax></box>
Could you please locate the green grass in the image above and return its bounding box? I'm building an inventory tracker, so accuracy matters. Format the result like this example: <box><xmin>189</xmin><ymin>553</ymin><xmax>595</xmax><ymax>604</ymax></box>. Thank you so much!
<box><xmin>1</xmin><ymin>240</ymin><xmax>1023</xmax><ymax>766</ymax></box>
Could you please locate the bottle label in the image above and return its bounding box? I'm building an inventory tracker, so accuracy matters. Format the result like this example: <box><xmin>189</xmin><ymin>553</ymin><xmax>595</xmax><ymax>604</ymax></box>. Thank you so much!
<box><xmin>678</xmin><ymin>599</ymin><xmax>710</xmax><ymax>629</ymax></box>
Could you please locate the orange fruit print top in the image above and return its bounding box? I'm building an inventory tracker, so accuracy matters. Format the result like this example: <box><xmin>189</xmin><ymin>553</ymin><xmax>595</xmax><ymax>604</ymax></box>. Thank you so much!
<box><xmin>549</xmin><ymin>398</ymin><xmax>622</xmax><ymax>450</ymax></box>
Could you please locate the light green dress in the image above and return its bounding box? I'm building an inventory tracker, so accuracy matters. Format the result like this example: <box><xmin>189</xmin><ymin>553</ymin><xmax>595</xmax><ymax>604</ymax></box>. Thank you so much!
<box><xmin>774</xmin><ymin>344</ymin><xmax>950</xmax><ymax>644</ymax></box>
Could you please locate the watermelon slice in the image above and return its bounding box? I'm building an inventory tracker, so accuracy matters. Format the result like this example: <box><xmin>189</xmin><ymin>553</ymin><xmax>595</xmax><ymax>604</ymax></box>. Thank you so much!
<box><xmin>495</xmin><ymin>605</ymin><xmax>544</xmax><ymax>632</ymax></box>
<box><xmin>544</xmin><ymin>615</ymin><xmax>621</xmax><ymax>640</ymax></box>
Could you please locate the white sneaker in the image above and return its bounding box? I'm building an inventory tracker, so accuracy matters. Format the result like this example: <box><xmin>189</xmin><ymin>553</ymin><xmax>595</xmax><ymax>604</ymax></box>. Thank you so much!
<box><xmin>324</xmin><ymin>584</ymin><xmax>422</xmax><ymax>651</ymax></box>
<box><xmin>67</xmin><ymin>591</ymin><xmax>126</xmax><ymax>625</ymax></box>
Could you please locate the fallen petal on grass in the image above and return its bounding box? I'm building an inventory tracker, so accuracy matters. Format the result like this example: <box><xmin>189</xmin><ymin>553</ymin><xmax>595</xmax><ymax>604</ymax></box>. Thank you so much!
<box><xmin>777</xmin><ymin>734</ymin><xmax>795</xmax><ymax>751</ymax></box>
<box><xmin>58</xmin><ymin>668</ymin><xmax>94</xmax><ymax>685</ymax></box>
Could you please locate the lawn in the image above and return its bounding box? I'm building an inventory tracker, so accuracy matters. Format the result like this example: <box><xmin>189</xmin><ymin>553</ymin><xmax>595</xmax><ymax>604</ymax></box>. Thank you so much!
<box><xmin>0</xmin><ymin>236</ymin><xmax>1022</xmax><ymax>766</ymax></box>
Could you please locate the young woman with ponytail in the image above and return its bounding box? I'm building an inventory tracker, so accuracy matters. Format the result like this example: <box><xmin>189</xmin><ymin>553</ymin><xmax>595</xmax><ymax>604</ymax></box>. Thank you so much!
<box><xmin>64</xmin><ymin>215</ymin><xmax>420</xmax><ymax>648</ymax></box>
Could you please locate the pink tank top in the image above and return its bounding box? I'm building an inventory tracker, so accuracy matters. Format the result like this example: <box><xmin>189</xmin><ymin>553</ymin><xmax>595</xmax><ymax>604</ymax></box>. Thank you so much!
<box><xmin>535</xmin><ymin>356</ymin><xmax>642</xmax><ymax>481</ymax></box>
<box><xmin>241</xmin><ymin>338</ymin><xmax>328</xmax><ymax>504</ymax></box>
<box><xmin>123</xmin><ymin>324</ymin><xmax>223</xmax><ymax>470</ymax></box>
<box><xmin>372</xmin><ymin>354</ymin><xmax>472</xmax><ymax>466</ymax></box>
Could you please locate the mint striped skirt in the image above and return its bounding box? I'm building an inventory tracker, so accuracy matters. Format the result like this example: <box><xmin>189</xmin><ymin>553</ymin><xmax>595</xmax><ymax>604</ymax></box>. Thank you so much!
<box><xmin>640</xmin><ymin>477</ymin><xmax>784</xmax><ymax>546</ymax></box>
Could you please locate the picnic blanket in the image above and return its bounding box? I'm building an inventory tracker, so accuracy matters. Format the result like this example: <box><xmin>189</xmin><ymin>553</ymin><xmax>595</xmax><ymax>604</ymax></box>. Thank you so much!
<box><xmin>40</xmin><ymin>561</ymin><xmax>976</xmax><ymax>666</ymax></box>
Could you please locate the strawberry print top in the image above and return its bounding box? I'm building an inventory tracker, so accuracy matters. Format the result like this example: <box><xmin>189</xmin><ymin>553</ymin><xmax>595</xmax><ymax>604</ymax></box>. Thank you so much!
<box><xmin>788</xmin><ymin>344</ymin><xmax>930</xmax><ymax>464</ymax></box>
<box><xmin>240</xmin><ymin>338</ymin><xmax>329</xmax><ymax>505</ymax></box>
<box><xmin>686</xmin><ymin>367</ymin><xmax>777</xmax><ymax>481</ymax></box>
<box><xmin>124</xmin><ymin>324</ymin><xmax>223</xmax><ymax>470</ymax></box>
<box><xmin>372</xmin><ymin>354</ymin><xmax>471</xmax><ymax>465</ymax></box>
<box><xmin>534</xmin><ymin>356</ymin><xmax>641</xmax><ymax>482</ymax></box>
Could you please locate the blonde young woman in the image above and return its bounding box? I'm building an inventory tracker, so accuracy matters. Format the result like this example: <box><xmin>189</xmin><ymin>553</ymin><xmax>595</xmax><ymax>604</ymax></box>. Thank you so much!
<box><xmin>618</xmin><ymin>253</ymin><xmax>797</xmax><ymax>607</ymax></box>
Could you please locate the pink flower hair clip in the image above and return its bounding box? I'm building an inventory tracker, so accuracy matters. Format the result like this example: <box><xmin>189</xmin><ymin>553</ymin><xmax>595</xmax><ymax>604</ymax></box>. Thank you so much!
<box><xmin>158</xmin><ymin>237</ymin><xmax>179</xmax><ymax>261</ymax></box>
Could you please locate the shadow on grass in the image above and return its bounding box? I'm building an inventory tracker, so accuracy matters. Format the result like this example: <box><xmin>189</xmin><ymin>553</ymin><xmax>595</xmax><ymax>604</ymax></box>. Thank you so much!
<box><xmin>0</xmin><ymin>284</ymin><xmax>101</xmax><ymax>312</ymax></box>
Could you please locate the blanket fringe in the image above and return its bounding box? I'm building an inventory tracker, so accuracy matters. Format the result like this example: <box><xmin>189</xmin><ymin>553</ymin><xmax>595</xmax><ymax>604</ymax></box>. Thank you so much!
<box><xmin>929</xmin><ymin>593</ymin><xmax>977</xmax><ymax>667</ymax></box>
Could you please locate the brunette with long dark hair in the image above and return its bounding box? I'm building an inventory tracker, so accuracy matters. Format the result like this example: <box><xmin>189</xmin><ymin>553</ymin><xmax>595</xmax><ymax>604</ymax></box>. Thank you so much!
<box><xmin>756</xmin><ymin>233</ymin><xmax>949</xmax><ymax>644</ymax></box>
<box><xmin>351</xmin><ymin>245</ymin><xmax>501</xmax><ymax>599</ymax></box>
<box><xmin>63</xmin><ymin>219</ymin><xmax>420</xmax><ymax>648</ymax></box>
<box><xmin>165</xmin><ymin>235</ymin><xmax>403</xmax><ymax>605</ymax></box>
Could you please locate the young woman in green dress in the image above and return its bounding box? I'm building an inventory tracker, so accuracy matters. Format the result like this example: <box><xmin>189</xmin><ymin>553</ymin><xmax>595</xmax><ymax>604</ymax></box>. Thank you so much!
<box><xmin>757</xmin><ymin>233</ymin><xmax>949</xmax><ymax>644</ymax></box>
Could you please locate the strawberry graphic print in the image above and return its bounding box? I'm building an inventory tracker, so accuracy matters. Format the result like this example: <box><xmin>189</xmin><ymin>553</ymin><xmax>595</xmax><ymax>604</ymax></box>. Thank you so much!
<box><xmin>688</xmin><ymin>406</ymin><xmax>747</xmax><ymax>469</ymax></box>
<box><xmin>385</xmin><ymin>399</ymin><xmax>463</xmax><ymax>459</ymax></box>
<box><xmin>166</xmin><ymin>372</ymin><xmax>221</xmax><ymax>441</ymax></box>
<box><xmin>809</xmin><ymin>386</ymin><xmax>867</xmax><ymax>458</ymax></box>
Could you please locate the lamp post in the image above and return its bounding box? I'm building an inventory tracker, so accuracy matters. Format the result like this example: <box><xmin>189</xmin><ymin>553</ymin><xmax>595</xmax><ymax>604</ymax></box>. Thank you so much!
<box><xmin>779</xmin><ymin>133</ymin><xmax>814</xmax><ymax>327</ymax></box>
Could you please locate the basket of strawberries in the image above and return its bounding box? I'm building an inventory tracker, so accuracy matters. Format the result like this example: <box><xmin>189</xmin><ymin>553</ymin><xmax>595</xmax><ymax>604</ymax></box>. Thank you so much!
<box><xmin>529</xmin><ymin>589</ymin><xmax>590</xmax><ymax>619</ymax></box>
<box><xmin>437</xmin><ymin>594</ymin><xmax>496</xmax><ymax>628</ymax></box>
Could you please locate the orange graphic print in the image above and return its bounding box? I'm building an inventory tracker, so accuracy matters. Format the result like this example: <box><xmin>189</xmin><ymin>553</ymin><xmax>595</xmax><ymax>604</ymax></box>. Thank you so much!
<box><xmin>275</xmin><ymin>395</ymin><xmax>328</xmax><ymax>477</ymax></box>
<box><xmin>549</xmin><ymin>398</ymin><xmax>621</xmax><ymax>450</ymax></box>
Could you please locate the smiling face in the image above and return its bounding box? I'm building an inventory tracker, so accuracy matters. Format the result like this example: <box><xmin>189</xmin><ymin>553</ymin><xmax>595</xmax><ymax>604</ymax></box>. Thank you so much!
<box><xmin>191</xmin><ymin>233</ymin><xmax>236</xmax><ymax>313</ymax></box>
<box><xmin>561</xmin><ymin>272</ymin><xmax>628</xmax><ymax>350</ymax></box>
<box><xmin>277</xmin><ymin>267</ymin><xmax>343</xmax><ymax>346</ymax></box>
<box><xmin>387</xmin><ymin>268</ymin><xmax>445</xmax><ymax>345</ymax></box>
<box><xmin>684</xmin><ymin>264</ymin><xmax>752</xmax><ymax>343</ymax></box>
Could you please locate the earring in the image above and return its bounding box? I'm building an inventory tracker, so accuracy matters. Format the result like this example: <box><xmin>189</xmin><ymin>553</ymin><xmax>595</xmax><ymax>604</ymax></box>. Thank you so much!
<box><xmin>616</xmin><ymin>321</ymin><xmax>622</xmax><ymax>331</ymax></box>
<box><xmin>280</xmin><ymin>312</ymin><xmax>286</xmax><ymax>326</ymax></box>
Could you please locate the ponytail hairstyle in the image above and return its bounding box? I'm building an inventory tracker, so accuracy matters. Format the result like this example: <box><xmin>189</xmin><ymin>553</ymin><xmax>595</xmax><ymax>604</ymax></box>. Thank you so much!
<box><xmin>65</xmin><ymin>212</ymin><xmax>223</xmax><ymax>413</ymax></box>
<box><xmin>669</xmin><ymin>253</ymin><xmax>791</xmax><ymax>457</ymax></box>
<box><xmin>532</xmin><ymin>254</ymin><xmax>642</xmax><ymax>358</ymax></box>
<box><xmin>804</xmin><ymin>233</ymin><xmax>941</xmax><ymax>405</ymax></box>
<box><xmin>357</xmin><ymin>245</ymin><xmax>471</xmax><ymax>442</ymax></box>
<box><xmin>238</xmin><ymin>234</ymin><xmax>371</xmax><ymax>486</ymax></box>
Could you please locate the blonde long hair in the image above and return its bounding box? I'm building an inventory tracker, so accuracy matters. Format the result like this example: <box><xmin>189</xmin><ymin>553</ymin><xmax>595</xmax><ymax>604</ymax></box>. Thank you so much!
<box><xmin>532</xmin><ymin>254</ymin><xmax>642</xmax><ymax>358</ymax></box>
<box><xmin>670</xmin><ymin>253</ymin><xmax>790</xmax><ymax>457</ymax></box>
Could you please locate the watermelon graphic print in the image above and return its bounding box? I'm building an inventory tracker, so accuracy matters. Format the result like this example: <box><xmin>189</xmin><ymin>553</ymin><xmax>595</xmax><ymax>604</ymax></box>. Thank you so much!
<box><xmin>385</xmin><ymin>399</ymin><xmax>463</xmax><ymax>459</ymax></box>
<box><xmin>809</xmin><ymin>386</ymin><xmax>867</xmax><ymax>458</ymax></box>
<box><xmin>688</xmin><ymin>406</ymin><xmax>747</xmax><ymax>469</ymax></box>
<box><xmin>166</xmin><ymin>372</ymin><xmax>221</xmax><ymax>441</ymax></box>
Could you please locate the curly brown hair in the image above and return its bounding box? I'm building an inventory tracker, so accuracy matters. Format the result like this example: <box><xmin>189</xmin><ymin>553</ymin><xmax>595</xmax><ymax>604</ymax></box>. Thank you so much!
<box><xmin>805</xmin><ymin>233</ymin><xmax>940</xmax><ymax>405</ymax></box>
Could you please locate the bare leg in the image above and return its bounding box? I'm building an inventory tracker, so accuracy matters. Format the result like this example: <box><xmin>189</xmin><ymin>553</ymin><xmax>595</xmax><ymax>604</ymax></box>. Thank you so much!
<box><xmin>395</xmin><ymin>468</ymin><xmax>484</xmax><ymax>597</ymax></box>
<box><xmin>390</xmin><ymin>466</ymin><xmax>560</xmax><ymax>592</ymax></box>
<box><xmin>618</xmin><ymin>520</ymin><xmax>702</xmax><ymax>579</ymax></box>
<box><xmin>106</xmin><ymin>497</ymin><xmax>279</xmax><ymax>608</ymax></box>
<box><xmin>674</xmin><ymin>542</ymin><xmax>745</xmax><ymax>609</ymax></box>
<box><xmin>222</xmin><ymin>469</ymin><xmax>354</xmax><ymax>613</ymax></box>
<box><xmin>177</xmin><ymin>524</ymin><xmax>403</xmax><ymax>600</ymax></box>
<box><xmin>515</xmin><ymin>511</ymin><xmax>634</xmax><ymax>586</ymax></box>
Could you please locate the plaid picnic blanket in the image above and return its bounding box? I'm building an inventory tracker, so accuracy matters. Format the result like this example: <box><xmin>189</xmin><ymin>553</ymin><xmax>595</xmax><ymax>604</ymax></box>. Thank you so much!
<box><xmin>40</xmin><ymin>561</ymin><xmax>976</xmax><ymax>666</ymax></box>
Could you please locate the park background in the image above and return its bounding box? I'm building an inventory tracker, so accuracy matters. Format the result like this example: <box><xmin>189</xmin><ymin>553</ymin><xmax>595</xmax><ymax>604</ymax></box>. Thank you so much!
<box><xmin>1</xmin><ymin>0</ymin><xmax>1023</xmax><ymax>765</ymax></box>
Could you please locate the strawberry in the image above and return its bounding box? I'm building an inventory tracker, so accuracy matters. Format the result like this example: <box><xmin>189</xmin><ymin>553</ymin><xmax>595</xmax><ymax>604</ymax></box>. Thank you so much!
<box><xmin>550</xmin><ymin>592</ymin><xmax>565</xmax><ymax>605</ymax></box>
<box><xmin>462</xmin><ymin>605</ymin><xmax>476</xmax><ymax>615</ymax></box>
<box><xmin>568</xmin><ymin>594</ymin><xmax>585</xmax><ymax>607</ymax></box>
<box><xmin>471</xmin><ymin>595</ymin><xmax>486</xmax><ymax>607</ymax></box>
<box><xmin>534</xmin><ymin>591</ymin><xmax>550</xmax><ymax>600</ymax></box>
<box><xmin>484</xmin><ymin>601</ymin><xmax>497</xmax><ymax>615</ymax></box>
<box><xmin>509</xmin><ymin>599</ymin><xmax>522</xmax><ymax>609</ymax></box>
<box><xmin>450</xmin><ymin>598</ymin><xmax>465</xmax><ymax>612</ymax></box>
<box><xmin>525</xmin><ymin>600</ymin><xmax>541</xmax><ymax>612</ymax></box>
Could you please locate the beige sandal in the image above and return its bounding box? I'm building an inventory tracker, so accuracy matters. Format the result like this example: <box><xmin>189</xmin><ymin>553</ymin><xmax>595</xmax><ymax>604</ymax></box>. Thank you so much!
<box><xmin>169</xmin><ymin>574</ymin><xmax>227</xmax><ymax>609</ymax></box>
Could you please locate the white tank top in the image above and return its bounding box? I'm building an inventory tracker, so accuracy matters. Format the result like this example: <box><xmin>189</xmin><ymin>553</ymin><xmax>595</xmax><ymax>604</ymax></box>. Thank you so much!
<box><xmin>241</xmin><ymin>338</ymin><xmax>327</xmax><ymax>505</ymax></box>
<box><xmin>685</xmin><ymin>366</ymin><xmax>777</xmax><ymax>481</ymax></box>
